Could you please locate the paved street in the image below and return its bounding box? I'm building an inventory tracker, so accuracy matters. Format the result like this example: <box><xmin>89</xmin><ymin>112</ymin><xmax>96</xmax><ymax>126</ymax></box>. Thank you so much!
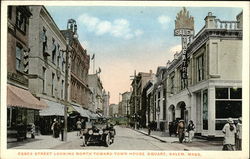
<box><xmin>8</xmin><ymin>126</ymin><xmax>222</xmax><ymax>150</ymax></box>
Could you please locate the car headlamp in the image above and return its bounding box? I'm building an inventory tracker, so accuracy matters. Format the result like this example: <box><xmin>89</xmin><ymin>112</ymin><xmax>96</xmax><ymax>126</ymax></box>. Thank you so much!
<box><xmin>88</xmin><ymin>130</ymin><xmax>93</xmax><ymax>135</ymax></box>
<box><xmin>99</xmin><ymin>130</ymin><xmax>103</xmax><ymax>135</ymax></box>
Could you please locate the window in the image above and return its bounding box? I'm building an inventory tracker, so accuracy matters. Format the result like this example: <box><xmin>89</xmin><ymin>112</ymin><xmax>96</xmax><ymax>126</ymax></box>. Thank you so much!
<box><xmin>62</xmin><ymin>61</ymin><xmax>65</xmax><ymax>72</ymax></box>
<box><xmin>170</xmin><ymin>76</ymin><xmax>174</xmax><ymax>94</ymax></box>
<box><xmin>197</xmin><ymin>55</ymin><xmax>204</xmax><ymax>82</ymax></box>
<box><xmin>8</xmin><ymin>6</ymin><xmax>12</xmax><ymax>19</ymax></box>
<box><xmin>42</xmin><ymin>27</ymin><xmax>47</xmax><ymax>54</ymax></box>
<box><xmin>16</xmin><ymin>10</ymin><xmax>26</xmax><ymax>33</ymax></box>
<box><xmin>203</xmin><ymin>90</ymin><xmax>208</xmax><ymax>130</ymax></box>
<box><xmin>42</xmin><ymin>67</ymin><xmax>46</xmax><ymax>93</ymax></box>
<box><xmin>52</xmin><ymin>73</ymin><xmax>55</xmax><ymax>96</ymax></box>
<box><xmin>52</xmin><ymin>38</ymin><xmax>56</xmax><ymax>64</ymax></box>
<box><xmin>16</xmin><ymin>45</ymin><xmax>22</xmax><ymax>71</ymax></box>
<box><xmin>57</xmin><ymin>44</ymin><xmax>60</xmax><ymax>67</ymax></box>
<box><xmin>215</xmin><ymin>87</ymin><xmax>242</xmax><ymax>130</ymax></box>
<box><xmin>61</xmin><ymin>80</ymin><xmax>64</xmax><ymax>99</ymax></box>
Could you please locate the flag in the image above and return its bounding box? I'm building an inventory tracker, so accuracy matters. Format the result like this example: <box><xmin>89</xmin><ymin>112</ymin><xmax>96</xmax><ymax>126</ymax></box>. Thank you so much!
<box><xmin>91</xmin><ymin>54</ymin><xmax>95</xmax><ymax>60</ymax></box>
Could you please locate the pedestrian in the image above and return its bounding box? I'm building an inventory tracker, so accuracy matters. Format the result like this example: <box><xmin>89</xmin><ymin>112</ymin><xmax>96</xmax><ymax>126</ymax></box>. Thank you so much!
<box><xmin>187</xmin><ymin>120</ymin><xmax>195</xmax><ymax>143</ymax></box>
<box><xmin>235</xmin><ymin>117</ymin><xmax>242</xmax><ymax>150</ymax></box>
<box><xmin>51</xmin><ymin>118</ymin><xmax>57</xmax><ymax>138</ymax></box>
<box><xmin>176</xmin><ymin>120</ymin><xmax>185</xmax><ymax>143</ymax></box>
<box><xmin>31</xmin><ymin>123</ymin><xmax>36</xmax><ymax>139</ymax></box>
<box><xmin>76</xmin><ymin>118</ymin><xmax>82</xmax><ymax>136</ymax></box>
<box><xmin>54</xmin><ymin>120</ymin><xmax>60</xmax><ymax>138</ymax></box>
<box><xmin>148</xmin><ymin>122</ymin><xmax>151</xmax><ymax>136</ymax></box>
<box><xmin>60</xmin><ymin>120</ymin><xmax>64</xmax><ymax>141</ymax></box>
<box><xmin>222</xmin><ymin>118</ymin><xmax>236</xmax><ymax>151</ymax></box>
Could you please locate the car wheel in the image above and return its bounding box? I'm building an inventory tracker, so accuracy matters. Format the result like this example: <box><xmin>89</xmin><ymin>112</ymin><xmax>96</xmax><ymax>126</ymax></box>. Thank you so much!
<box><xmin>105</xmin><ymin>134</ymin><xmax>110</xmax><ymax>147</ymax></box>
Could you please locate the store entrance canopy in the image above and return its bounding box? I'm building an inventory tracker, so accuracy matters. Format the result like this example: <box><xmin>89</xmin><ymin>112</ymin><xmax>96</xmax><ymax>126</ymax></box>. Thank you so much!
<box><xmin>72</xmin><ymin>105</ymin><xmax>89</xmax><ymax>118</ymax></box>
<box><xmin>7</xmin><ymin>84</ymin><xmax>47</xmax><ymax>110</ymax></box>
<box><xmin>39</xmin><ymin>99</ymin><xmax>64</xmax><ymax>116</ymax></box>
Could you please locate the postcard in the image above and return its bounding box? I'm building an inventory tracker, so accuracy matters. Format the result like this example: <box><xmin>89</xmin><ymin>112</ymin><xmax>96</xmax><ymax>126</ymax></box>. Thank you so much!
<box><xmin>1</xmin><ymin>1</ymin><xmax>249</xmax><ymax>159</ymax></box>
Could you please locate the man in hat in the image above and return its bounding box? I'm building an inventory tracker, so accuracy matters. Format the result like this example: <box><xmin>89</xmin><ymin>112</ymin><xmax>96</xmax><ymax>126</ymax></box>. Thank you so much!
<box><xmin>222</xmin><ymin>118</ymin><xmax>236</xmax><ymax>151</ymax></box>
<box><xmin>235</xmin><ymin>117</ymin><xmax>242</xmax><ymax>150</ymax></box>
<box><xmin>176</xmin><ymin>120</ymin><xmax>185</xmax><ymax>143</ymax></box>
<box><xmin>187</xmin><ymin>120</ymin><xmax>195</xmax><ymax>143</ymax></box>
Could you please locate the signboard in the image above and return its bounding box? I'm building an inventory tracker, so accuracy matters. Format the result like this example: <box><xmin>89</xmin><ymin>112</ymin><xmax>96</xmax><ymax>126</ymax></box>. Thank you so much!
<box><xmin>174</xmin><ymin>7</ymin><xmax>194</xmax><ymax>81</ymax></box>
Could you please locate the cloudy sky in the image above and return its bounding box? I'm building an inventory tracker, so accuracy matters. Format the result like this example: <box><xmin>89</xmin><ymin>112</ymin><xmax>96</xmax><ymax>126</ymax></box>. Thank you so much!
<box><xmin>46</xmin><ymin>6</ymin><xmax>242</xmax><ymax>104</ymax></box>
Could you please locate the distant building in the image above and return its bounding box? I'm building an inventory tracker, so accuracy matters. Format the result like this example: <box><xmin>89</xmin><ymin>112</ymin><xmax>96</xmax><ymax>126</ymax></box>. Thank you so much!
<box><xmin>88</xmin><ymin>74</ymin><xmax>103</xmax><ymax>113</ymax></box>
<box><xmin>130</xmin><ymin>70</ymin><xmax>154</xmax><ymax>127</ymax></box>
<box><xmin>102</xmin><ymin>90</ymin><xmax>110</xmax><ymax>117</ymax></box>
<box><xmin>109</xmin><ymin>104</ymin><xmax>118</xmax><ymax>117</ymax></box>
<box><xmin>120</xmin><ymin>91</ymin><xmax>131</xmax><ymax>117</ymax></box>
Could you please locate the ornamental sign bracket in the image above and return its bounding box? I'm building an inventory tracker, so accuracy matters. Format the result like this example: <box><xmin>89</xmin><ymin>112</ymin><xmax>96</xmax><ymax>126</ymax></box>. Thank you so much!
<box><xmin>174</xmin><ymin>7</ymin><xmax>194</xmax><ymax>82</ymax></box>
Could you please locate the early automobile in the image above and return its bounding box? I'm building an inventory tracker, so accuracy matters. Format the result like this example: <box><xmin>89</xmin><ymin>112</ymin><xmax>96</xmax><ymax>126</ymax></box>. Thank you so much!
<box><xmin>81</xmin><ymin>120</ymin><xmax>115</xmax><ymax>147</ymax></box>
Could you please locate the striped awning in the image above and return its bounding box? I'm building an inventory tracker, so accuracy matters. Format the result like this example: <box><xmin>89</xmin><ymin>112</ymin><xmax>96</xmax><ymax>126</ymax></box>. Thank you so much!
<box><xmin>39</xmin><ymin>99</ymin><xmax>65</xmax><ymax>116</ymax></box>
<box><xmin>7</xmin><ymin>84</ymin><xmax>47</xmax><ymax>110</ymax></box>
<box><xmin>72</xmin><ymin>105</ymin><xmax>89</xmax><ymax>118</ymax></box>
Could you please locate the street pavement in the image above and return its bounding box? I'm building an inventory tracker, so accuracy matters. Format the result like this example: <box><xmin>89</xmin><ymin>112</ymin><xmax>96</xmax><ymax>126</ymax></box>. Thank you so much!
<box><xmin>8</xmin><ymin>126</ymin><xmax>223</xmax><ymax>150</ymax></box>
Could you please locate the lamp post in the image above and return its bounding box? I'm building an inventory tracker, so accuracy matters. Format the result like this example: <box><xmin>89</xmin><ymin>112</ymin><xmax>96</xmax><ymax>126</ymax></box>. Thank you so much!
<box><xmin>62</xmin><ymin>19</ymin><xmax>78</xmax><ymax>141</ymax></box>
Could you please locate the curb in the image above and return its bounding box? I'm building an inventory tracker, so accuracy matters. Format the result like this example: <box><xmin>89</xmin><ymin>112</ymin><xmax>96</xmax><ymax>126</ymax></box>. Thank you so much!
<box><xmin>133</xmin><ymin>129</ymin><xmax>167</xmax><ymax>143</ymax></box>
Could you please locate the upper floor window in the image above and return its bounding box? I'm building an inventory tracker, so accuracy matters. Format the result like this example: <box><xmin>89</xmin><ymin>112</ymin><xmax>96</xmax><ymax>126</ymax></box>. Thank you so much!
<box><xmin>197</xmin><ymin>55</ymin><xmax>204</xmax><ymax>82</ymax></box>
<box><xmin>52</xmin><ymin>73</ymin><xmax>55</xmax><ymax>96</ymax></box>
<box><xmin>16</xmin><ymin>45</ymin><xmax>22</xmax><ymax>71</ymax></box>
<box><xmin>41</xmin><ymin>27</ymin><xmax>48</xmax><ymax>54</ymax></box>
<box><xmin>16</xmin><ymin>10</ymin><xmax>27</xmax><ymax>33</ymax></box>
<box><xmin>57</xmin><ymin>44</ymin><xmax>61</xmax><ymax>67</ymax></box>
<box><xmin>52</xmin><ymin>38</ymin><xmax>56</xmax><ymax>64</ymax></box>
<box><xmin>42</xmin><ymin>67</ymin><xmax>46</xmax><ymax>93</ymax></box>
<box><xmin>170</xmin><ymin>76</ymin><xmax>175</xmax><ymax>94</ymax></box>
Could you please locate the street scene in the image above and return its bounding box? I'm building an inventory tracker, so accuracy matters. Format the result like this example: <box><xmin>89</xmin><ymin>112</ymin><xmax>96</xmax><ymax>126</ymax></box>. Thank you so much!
<box><xmin>5</xmin><ymin>4</ymin><xmax>244</xmax><ymax>153</ymax></box>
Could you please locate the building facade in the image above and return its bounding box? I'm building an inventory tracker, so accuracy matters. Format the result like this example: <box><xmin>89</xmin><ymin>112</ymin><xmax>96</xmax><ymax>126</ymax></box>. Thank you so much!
<box><xmin>7</xmin><ymin>6</ymin><xmax>47</xmax><ymax>140</ymax></box>
<box><xmin>61</xmin><ymin>29</ymin><xmax>91</xmax><ymax>110</ymax></box>
<box><xmin>88</xmin><ymin>74</ymin><xmax>104</xmax><ymax>113</ymax></box>
<box><xmin>28</xmin><ymin>6</ymin><xmax>69</xmax><ymax>134</ymax></box>
<box><xmin>121</xmin><ymin>91</ymin><xmax>131</xmax><ymax>117</ymax></box>
<box><xmin>102</xmin><ymin>90</ymin><xmax>110</xmax><ymax>117</ymax></box>
<box><xmin>109</xmin><ymin>104</ymin><xmax>118</xmax><ymax>117</ymax></box>
<box><xmin>165</xmin><ymin>11</ymin><xmax>242</xmax><ymax>137</ymax></box>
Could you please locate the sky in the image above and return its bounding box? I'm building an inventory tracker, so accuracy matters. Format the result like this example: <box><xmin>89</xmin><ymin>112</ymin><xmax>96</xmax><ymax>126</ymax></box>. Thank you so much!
<box><xmin>46</xmin><ymin>6</ymin><xmax>242</xmax><ymax>104</ymax></box>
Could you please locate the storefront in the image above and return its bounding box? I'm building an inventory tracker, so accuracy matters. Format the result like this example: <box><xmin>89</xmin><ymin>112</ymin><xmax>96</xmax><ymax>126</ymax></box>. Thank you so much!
<box><xmin>7</xmin><ymin>84</ymin><xmax>47</xmax><ymax>141</ymax></box>
<box><xmin>39</xmin><ymin>99</ymin><xmax>65</xmax><ymax>135</ymax></box>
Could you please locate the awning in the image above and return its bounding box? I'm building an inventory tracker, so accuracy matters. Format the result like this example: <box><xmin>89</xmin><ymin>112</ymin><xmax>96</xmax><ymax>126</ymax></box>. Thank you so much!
<box><xmin>72</xmin><ymin>105</ymin><xmax>89</xmax><ymax>118</ymax></box>
<box><xmin>7</xmin><ymin>84</ymin><xmax>47</xmax><ymax>110</ymax></box>
<box><xmin>39</xmin><ymin>99</ymin><xmax>65</xmax><ymax>116</ymax></box>
<box><xmin>87</xmin><ymin>110</ymin><xmax>98</xmax><ymax>119</ymax></box>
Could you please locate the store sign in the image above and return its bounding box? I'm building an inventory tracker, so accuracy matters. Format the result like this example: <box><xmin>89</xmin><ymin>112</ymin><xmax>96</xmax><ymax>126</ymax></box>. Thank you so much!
<box><xmin>174</xmin><ymin>7</ymin><xmax>194</xmax><ymax>80</ymax></box>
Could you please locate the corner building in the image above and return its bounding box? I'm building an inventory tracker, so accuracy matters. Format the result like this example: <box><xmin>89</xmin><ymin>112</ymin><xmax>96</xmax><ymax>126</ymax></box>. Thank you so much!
<box><xmin>166</xmin><ymin>12</ymin><xmax>242</xmax><ymax>138</ymax></box>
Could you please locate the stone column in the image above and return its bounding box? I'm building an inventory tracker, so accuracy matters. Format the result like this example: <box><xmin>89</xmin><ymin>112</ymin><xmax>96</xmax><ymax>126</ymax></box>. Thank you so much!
<box><xmin>208</xmin><ymin>86</ymin><xmax>216</xmax><ymax>136</ymax></box>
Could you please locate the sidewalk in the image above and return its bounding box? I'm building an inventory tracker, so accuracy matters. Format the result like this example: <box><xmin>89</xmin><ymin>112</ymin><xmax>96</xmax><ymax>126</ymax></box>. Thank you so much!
<box><xmin>135</xmin><ymin>128</ymin><xmax>223</xmax><ymax>151</ymax></box>
<box><xmin>8</xmin><ymin>131</ymin><xmax>80</xmax><ymax>149</ymax></box>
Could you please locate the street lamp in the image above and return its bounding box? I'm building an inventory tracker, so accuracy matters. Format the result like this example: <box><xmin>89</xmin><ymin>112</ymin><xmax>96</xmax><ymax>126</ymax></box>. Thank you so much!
<box><xmin>62</xmin><ymin>18</ymin><xmax>78</xmax><ymax>141</ymax></box>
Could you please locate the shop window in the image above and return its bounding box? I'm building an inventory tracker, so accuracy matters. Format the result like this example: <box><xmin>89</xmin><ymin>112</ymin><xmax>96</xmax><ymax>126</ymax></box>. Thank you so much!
<box><xmin>197</xmin><ymin>55</ymin><xmax>204</xmax><ymax>82</ymax></box>
<box><xmin>215</xmin><ymin>87</ymin><xmax>242</xmax><ymax>130</ymax></box>
<box><xmin>216</xmin><ymin>88</ymin><xmax>228</xmax><ymax>99</ymax></box>
<box><xmin>16</xmin><ymin>10</ymin><xmax>27</xmax><ymax>33</ymax></box>
<box><xmin>203</xmin><ymin>90</ymin><xmax>208</xmax><ymax>130</ymax></box>
<box><xmin>16</xmin><ymin>45</ymin><xmax>22</xmax><ymax>71</ymax></box>
<box><xmin>230</xmin><ymin>88</ymin><xmax>242</xmax><ymax>99</ymax></box>
<box><xmin>216</xmin><ymin>101</ymin><xmax>242</xmax><ymax>118</ymax></box>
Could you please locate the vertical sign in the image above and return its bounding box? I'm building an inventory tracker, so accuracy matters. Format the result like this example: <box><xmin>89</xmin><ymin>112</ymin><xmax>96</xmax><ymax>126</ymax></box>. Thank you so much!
<box><xmin>174</xmin><ymin>7</ymin><xmax>194</xmax><ymax>84</ymax></box>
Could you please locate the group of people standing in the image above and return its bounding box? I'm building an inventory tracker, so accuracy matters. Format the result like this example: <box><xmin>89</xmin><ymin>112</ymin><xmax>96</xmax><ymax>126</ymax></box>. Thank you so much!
<box><xmin>222</xmin><ymin>117</ymin><xmax>242</xmax><ymax>151</ymax></box>
<box><xmin>175</xmin><ymin>117</ymin><xmax>242</xmax><ymax>151</ymax></box>
<box><xmin>176</xmin><ymin>120</ymin><xmax>195</xmax><ymax>143</ymax></box>
<box><xmin>51</xmin><ymin>119</ymin><xmax>64</xmax><ymax>141</ymax></box>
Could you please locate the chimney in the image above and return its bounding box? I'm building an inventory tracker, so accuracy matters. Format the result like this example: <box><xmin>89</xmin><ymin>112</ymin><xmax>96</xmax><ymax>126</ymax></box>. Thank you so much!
<box><xmin>204</xmin><ymin>12</ymin><xmax>216</xmax><ymax>29</ymax></box>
